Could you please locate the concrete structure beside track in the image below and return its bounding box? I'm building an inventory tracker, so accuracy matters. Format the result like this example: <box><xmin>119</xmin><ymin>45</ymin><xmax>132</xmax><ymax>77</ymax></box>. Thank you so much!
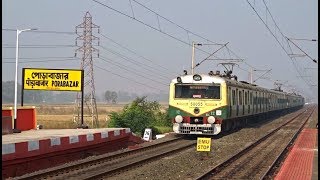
<box><xmin>2</xmin><ymin>128</ymin><xmax>144</xmax><ymax>179</ymax></box>
<box><xmin>275</xmin><ymin>128</ymin><xmax>318</xmax><ymax>180</ymax></box>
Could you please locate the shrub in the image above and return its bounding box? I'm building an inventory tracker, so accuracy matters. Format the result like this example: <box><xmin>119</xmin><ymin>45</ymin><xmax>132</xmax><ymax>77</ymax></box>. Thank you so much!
<box><xmin>108</xmin><ymin>96</ymin><xmax>171</xmax><ymax>136</ymax></box>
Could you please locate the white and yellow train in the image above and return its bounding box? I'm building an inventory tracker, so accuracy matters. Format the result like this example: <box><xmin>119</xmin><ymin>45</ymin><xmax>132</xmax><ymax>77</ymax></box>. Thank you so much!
<box><xmin>169</xmin><ymin>72</ymin><xmax>304</xmax><ymax>135</ymax></box>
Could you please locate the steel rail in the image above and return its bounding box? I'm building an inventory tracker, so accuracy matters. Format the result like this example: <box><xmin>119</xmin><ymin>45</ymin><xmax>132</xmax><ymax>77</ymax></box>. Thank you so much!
<box><xmin>195</xmin><ymin>106</ymin><xmax>314</xmax><ymax>180</ymax></box>
<box><xmin>82</xmin><ymin>141</ymin><xmax>197</xmax><ymax>179</ymax></box>
<box><xmin>14</xmin><ymin>137</ymin><xmax>183</xmax><ymax>180</ymax></box>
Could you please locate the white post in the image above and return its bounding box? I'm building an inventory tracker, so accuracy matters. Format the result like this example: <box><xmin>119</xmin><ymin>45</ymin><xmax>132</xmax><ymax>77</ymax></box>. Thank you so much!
<box><xmin>191</xmin><ymin>42</ymin><xmax>195</xmax><ymax>75</ymax></box>
<box><xmin>13</xmin><ymin>28</ymin><xmax>36</xmax><ymax>132</ymax></box>
<box><xmin>14</xmin><ymin>30</ymin><xmax>20</xmax><ymax>123</ymax></box>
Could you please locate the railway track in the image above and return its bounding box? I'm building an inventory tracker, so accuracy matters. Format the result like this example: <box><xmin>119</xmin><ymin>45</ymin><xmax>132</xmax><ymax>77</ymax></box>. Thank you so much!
<box><xmin>195</xmin><ymin>105</ymin><xmax>316</xmax><ymax>180</ymax></box>
<box><xmin>13</xmin><ymin>137</ymin><xmax>196</xmax><ymax>180</ymax></box>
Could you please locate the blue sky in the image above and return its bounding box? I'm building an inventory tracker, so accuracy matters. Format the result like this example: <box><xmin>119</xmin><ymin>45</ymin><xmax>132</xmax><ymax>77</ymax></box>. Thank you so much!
<box><xmin>2</xmin><ymin>0</ymin><xmax>318</xmax><ymax>102</ymax></box>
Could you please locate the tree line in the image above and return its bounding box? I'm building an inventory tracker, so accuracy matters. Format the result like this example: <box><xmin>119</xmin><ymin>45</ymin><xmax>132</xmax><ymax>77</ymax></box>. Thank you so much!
<box><xmin>2</xmin><ymin>81</ymin><xmax>169</xmax><ymax>104</ymax></box>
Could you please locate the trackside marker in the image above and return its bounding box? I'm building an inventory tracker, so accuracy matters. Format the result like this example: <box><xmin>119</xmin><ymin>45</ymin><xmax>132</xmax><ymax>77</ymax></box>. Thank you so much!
<box><xmin>143</xmin><ymin>128</ymin><xmax>152</xmax><ymax>141</ymax></box>
<box><xmin>197</xmin><ymin>137</ymin><xmax>211</xmax><ymax>152</ymax></box>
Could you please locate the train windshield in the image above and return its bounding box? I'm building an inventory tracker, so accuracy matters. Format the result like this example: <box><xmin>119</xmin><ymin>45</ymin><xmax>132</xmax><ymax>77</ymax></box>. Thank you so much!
<box><xmin>174</xmin><ymin>84</ymin><xmax>220</xmax><ymax>99</ymax></box>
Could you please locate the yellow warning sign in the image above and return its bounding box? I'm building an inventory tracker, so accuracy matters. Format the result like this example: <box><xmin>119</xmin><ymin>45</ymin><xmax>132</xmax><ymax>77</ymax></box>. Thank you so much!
<box><xmin>196</xmin><ymin>137</ymin><xmax>211</xmax><ymax>152</ymax></box>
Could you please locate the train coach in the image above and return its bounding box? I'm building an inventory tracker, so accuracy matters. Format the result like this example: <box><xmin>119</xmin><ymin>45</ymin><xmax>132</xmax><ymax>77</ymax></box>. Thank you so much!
<box><xmin>168</xmin><ymin>71</ymin><xmax>304</xmax><ymax>135</ymax></box>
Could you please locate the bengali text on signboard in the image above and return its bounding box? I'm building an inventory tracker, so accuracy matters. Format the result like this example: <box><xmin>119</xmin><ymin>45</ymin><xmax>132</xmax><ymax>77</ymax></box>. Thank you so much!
<box><xmin>23</xmin><ymin>68</ymin><xmax>83</xmax><ymax>91</ymax></box>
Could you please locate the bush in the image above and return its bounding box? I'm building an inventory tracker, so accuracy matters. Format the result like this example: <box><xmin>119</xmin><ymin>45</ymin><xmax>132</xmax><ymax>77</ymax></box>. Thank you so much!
<box><xmin>108</xmin><ymin>96</ymin><xmax>172</xmax><ymax>136</ymax></box>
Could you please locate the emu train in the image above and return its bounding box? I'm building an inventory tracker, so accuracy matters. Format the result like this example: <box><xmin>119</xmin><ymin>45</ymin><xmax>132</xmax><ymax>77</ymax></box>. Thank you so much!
<box><xmin>169</xmin><ymin>71</ymin><xmax>304</xmax><ymax>135</ymax></box>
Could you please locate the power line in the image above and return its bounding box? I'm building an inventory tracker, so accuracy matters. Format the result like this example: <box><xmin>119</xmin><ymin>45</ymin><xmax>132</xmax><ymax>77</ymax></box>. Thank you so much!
<box><xmin>246</xmin><ymin>0</ymin><xmax>316</xmax><ymax>93</ymax></box>
<box><xmin>286</xmin><ymin>38</ymin><xmax>317</xmax><ymax>42</ymax></box>
<box><xmin>286</xmin><ymin>37</ymin><xmax>317</xmax><ymax>63</ymax></box>
<box><xmin>2</xmin><ymin>28</ymin><xmax>75</xmax><ymax>35</ymax></box>
<box><xmin>99</xmin><ymin>32</ymin><xmax>178</xmax><ymax>75</ymax></box>
<box><xmin>3</xmin><ymin>45</ymin><xmax>76</xmax><ymax>48</ymax></box>
<box><xmin>2</xmin><ymin>58</ymin><xmax>78</xmax><ymax>64</ymax></box>
<box><xmin>99</xmin><ymin>45</ymin><xmax>172</xmax><ymax>80</ymax></box>
<box><xmin>94</xmin><ymin>64</ymin><xmax>167</xmax><ymax>91</ymax></box>
<box><xmin>2</xmin><ymin>56</ymin><xmax>77</xmax><ymax>60</ymax></box>
<box><xmin>92</xmin><ymin>0</ymin><xmax>261</xmax><ymax>73</ymax></box>
<box><xmin>131</xmin><ymin>0</ymin><xmax>221</xmax><ymax>45</ymax></box>
<box><xmin>98</xmin><ymin>56</ymin><xmax>168</xmax><ymax>84</ymax></box>
<box><xmin>91</xmin><ymin>0</ymin><xmax>224</xmax><ymax>59</ymax></box>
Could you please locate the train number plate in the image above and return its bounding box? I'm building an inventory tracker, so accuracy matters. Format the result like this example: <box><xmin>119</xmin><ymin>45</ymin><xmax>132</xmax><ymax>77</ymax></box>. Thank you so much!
<box><xmin>189</xmin><ymin>101</ymin><xmax>204</xmax><ymax>107</ymax></box>
<box><xmin>190</xmin><ymin>131</ymin><xmax>202</xmax><ymax>134</ymax></box>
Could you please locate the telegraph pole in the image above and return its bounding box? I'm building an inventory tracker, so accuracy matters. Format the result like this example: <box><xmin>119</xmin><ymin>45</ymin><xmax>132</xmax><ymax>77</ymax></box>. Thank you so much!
<box><xmin>73</xmin><ymin>12</ymin><xmax>100</xmax><ymax>128</ymax></box>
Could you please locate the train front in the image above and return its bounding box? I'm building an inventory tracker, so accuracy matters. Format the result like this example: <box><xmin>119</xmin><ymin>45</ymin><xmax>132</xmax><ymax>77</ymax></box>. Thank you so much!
<box><xmin>169</xmin><ymin>74</ymin><xmax>227</xmax><ymax>135</ymax></box>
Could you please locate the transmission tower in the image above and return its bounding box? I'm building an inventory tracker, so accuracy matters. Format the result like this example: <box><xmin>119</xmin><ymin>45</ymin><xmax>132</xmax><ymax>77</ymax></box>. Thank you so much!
<box><xmin>73</xmin><ymin>12</ymin><xmax>100</xmax><ymax>128</ymax></box>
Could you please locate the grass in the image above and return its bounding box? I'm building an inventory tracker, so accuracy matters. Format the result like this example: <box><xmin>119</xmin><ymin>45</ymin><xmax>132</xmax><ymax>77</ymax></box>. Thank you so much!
<box><xmin>4</xmin><ymin>103</ymin><xmax>169</xmax><ymax>129</ymax></box>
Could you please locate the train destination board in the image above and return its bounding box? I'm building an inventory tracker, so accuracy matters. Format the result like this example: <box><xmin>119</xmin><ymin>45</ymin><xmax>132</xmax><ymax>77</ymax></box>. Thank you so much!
<box><xmin>23</xmin><ymin>68</ymin><xmax>83</xmax><ymax>91</ymax></box>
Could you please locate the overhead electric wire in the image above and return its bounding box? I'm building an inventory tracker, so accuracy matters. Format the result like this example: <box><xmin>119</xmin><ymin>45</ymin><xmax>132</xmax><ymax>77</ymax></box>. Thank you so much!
<box><xmin>98</xmin><ymin>55</ymin><xmax>168</xmax><ymax>84</ymax></box>
<box><xmin>2</xmin><ymin>56</ymin><xmax>78</xmax><ymax>60</ymax></box>
<box><xmin>99</xmin><ymin>32</ymin><xmax>178</xmax><ymax>75</ymax></box>
<box><xmin>94</xmin><ymin>64</ymin><xmax>167</xmax><ymax>91</ymax></box>
<box><xmin>286</xmin><ymin>38</ymin><xmax>317</xmax><ymax>63</ymax></box>
<box><xmin>3</xmin><ymin>45</ymin><xmax>76</xmax><ymax>48</ymax></box>
<box><xmin>2</xmin><ymin>58</ymin><xmax>79</xmax><ymax>64</ymax></box>
<box><xmin>131</xmin><ymin>0</ymin><xmax>221</xmax><ymax>45</ymax></box>
<box><xmin>2</xmin><ymin>28</ymin><xmax>75</xmax><ymax>35</ymax></box>
<box><xmin>99</xmin><ymin>45</ymin><xmax>172</xmax><ymax>80</ymax></box>
<box><xmin>246</xmin><ymin>0</ymin><xmax>316</xmax><ymax>93</ymax></box>
<box><xmin>195</xmin><ymin>42</ymin><xmax>229</xmax><ymax>68</ymax></box>
<box><xmin>92</xmin><ymin>0</ymin><xmax>264</xmax><ymax>74</ymax></box>
<box><xmin>91</xmin><ymin>0</ymin><xmax>222</xmax><ymax>59</ymax></box>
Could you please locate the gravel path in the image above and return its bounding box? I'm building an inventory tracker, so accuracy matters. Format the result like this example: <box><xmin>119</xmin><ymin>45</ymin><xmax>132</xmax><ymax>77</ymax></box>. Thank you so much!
<box><xmin>107</xmin><ymin>107</ymin><xmax>317</xmax><ymax>180</ymax></box>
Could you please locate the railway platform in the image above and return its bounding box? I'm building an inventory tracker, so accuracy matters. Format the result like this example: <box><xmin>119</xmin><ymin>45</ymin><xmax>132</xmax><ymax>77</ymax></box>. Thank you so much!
<box><xmin>275</xmin><ymin>128</ymin><xmax>318</xmax><ymax>180</ymax></box>
<box><xmin>2</xmin><ymin>128</ymin><xmax>144</xmax><ymax>179</ymax></box>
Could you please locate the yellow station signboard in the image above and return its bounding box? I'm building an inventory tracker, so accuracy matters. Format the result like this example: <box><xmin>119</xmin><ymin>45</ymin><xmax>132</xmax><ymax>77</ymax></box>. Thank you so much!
<box><xmin>23</xmin><ymin>68</ymin><xmax>83</xmax><ymax>91</ymax></box>
<box><xmin>196</xmin><ymin>137</ymin><xmax>211</xmax><ymax>152</ymax></box>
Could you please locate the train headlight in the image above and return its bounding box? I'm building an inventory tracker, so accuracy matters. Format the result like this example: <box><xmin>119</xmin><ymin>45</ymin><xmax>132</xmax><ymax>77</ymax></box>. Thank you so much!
<box><xmin>207</xmin><ymin>116</ymin><xmax>215</xmax><ymax>124</ymax></box>
<box><xmin>175</xmin><ymin>115</ymin><xmax>183</xmax><ymax>123</ymax></box>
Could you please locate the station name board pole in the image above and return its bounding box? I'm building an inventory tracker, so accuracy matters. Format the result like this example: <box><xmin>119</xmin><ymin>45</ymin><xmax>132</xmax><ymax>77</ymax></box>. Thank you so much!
<box><xmin>81</xmin><ymin>70</ymin><xmax>84</xmax><ymax>127</ymax></box>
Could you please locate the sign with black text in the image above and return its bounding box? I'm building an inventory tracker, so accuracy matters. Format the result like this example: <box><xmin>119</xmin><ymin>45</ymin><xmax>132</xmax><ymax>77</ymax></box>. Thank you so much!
<box><xmin>23</xmin><ymin>68</ymin><xmax>83</xmax><ymax>91</ymax></box>
<box><xmin>143</xmin><ymin>128</ymin><xmax>152</xmax><ymax>141</ymax></box>
<box><xmin>196</xmin><ymin>137</ymin><xmax>211</xmax><ymax>152</ymax></box>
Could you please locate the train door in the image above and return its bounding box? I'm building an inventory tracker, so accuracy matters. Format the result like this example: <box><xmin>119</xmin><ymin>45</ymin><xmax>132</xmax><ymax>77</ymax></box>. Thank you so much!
<box><xmin>236</xmin><ymin>89</ymin><xmax>239</xmax><ymax>116</ymax></box>
<box><xmin>228</xmin><ymin>87</ymin><xmax>232</xmax><ymax>117</ymax></box>
<box><xmin>239</xmin><ymin>89</ymin><xmax>243</xmax><ymax>116</ymax></box>
<box><xmin>242</xmin><ymin>90</ymin><xmax>247</xmax><ymax>115</ymax></box>
<box><xmin>249</xmin><ymin>92</ymin><xmax>252</xmax><ymax>114</ymax></box>
<box><xmin>231</xmin><ymin>88</ymin><xmax>236</xmax><ymax>117</ymax></box>
<box><xmin>264</xmin><ymin>93</ymin><xmax>266</xmax><ymax>111</ymax></box>
<box><xmin>259</xmin><ymin>92</ymin><xmax>262</xmax><ymax>112</ymax></box>
<box><xmin>245</xmin><ymin>91</ymin><xmax>250</xmax><ymax>114</ymax></box>
<box><xmin>254</xmin><ymin>91</ymin><xmax>257</xmax><ymax>113</ymax></box>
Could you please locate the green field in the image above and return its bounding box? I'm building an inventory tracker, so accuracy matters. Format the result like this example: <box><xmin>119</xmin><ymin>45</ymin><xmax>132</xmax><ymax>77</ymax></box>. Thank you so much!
<box><xmin>2</xmin><ymin>103</ymin><xmax>169</xmax><ymax>129</ymax></box>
